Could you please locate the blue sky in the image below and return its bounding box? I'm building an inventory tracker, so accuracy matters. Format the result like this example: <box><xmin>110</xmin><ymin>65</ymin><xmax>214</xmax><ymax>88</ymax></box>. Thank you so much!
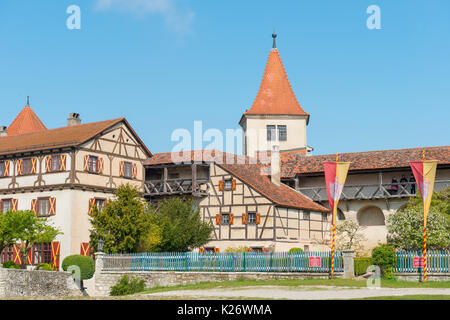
<box><xmin>0</xmin><ymin>0</ymin><xmax>449</xmax><ymax>155</ymax></box>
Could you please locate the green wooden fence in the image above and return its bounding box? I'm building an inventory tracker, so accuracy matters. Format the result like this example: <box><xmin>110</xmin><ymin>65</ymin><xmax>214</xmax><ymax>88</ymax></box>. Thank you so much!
<box><xmin>394</xmin><ymin>250</ymin><xmax>450</xmax><ymax>273</ymax></box>
<box><xmin>102</xmin><ymin>251</ymin><xmax>343</xmax><ymax>273</ymax></box>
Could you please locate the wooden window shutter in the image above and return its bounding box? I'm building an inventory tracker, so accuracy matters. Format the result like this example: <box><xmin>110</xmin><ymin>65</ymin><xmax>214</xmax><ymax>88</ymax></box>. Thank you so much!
<box><xmin>132</xmin><ymin>163</ymin><xmax>138</xmax><ymax>179</ymax></box>
<box><xmin>262</xmin><ymin>248</ymin><xmax>268</xmax><ymax>253</ymax></box>
<box><xmin>45</xmin><ymin>156</ymin><xmax>52</xmax><ymax>172</ymax></box>
<box><xmin>83</xmin><ymin>155</ymin><xmax>90</xmax><ymax>171</ymax></box>
<box><xmin>256</xmin><ymin>213</ymin><xmax>261</xmax><ymax>225</ymax></box>
<box><xmin>242</xmin><ymin>213</ymin><xmax>247</xmax><ymax>225</ymax></box>
<box><xmin>119</xmin><ymin>161</ymin><xmax>124</xmax><ymax>177</ymax></box>
<box><xmin>17</xmin><ymin>159</ymin><xmax>23</xmax><ymax>175</ymax></box>
<box><xmin>51</xmin><ymin>242</ymin><xmax>60</xmax><ymax>271</ymax></box>
<box><xmin>31</xmin><ymin>199</ymin><xmax>38</xmax><ymax>214</ymax></box>
<box><xmin>13</xmin><ymin>244</ymin><xmax>22</xmax><ymax>266</ymax></box>
<box><xmin>80</xmin><ymin>242</ymin><xmax>91</xmax><ymax>256</ymax></box>
<box><xmin>229</xmin><ymin>213</ymin><xmax>234</xmax><ymax>225</ymax></box>
<box><xmin>60</xmin><ymin>154</ymin><xmax>67</xmax><ymax>171</ymax></box>
<box><xmin>27</xmin><ymin>247</ymin><xmax>33</xmax><ymax>265</ymax></box>
<box><xmin>97</xmin><ymin>158</ymin><xmax>104</xmax><ymax>174</ymax></box>
<box><xmin>232</xmin><ymin>179</ymin><xmax>236</xmax><ymax>190</ymax></box>
<box><xmin>30</xmin><ymin>158</ymin><xmax>37</xmax><ymax>174</ymax></box>
<box><xmin>3</xmin><ymin>161</ymin><xmax>10</xmax><ymax>176</ymax></box>
<box><xmin>214</xmin><ymin>248</ymin><xmax>220</xmax><ymax>255</ymax></box>
<box><xmin>88</xmin><ymin>198</ymin><xmax>95</xmax><ymax>216</ymax></box>
<box><xmin>218</xmin><ymin>180</ymin><xmax>224</xmax><ymax>191</ymax></box>
<box><xmin>49</xmin><ymin>197</ymin><xmax>56</xmax><ymax>215</ymax></box>
<box><xmin>199</xmin><ymin>248</ymin><xmax>205</xmax><ymax>255</ymax></box>
<box><xmin>215</xmin><ymin>214</ymin><xmax>221</xmax><ymax>225</ymax></box>
<box><xmin>11</xmin><ymin>199</ymin><xmax>18</xmax><ymax>212</ymax></box>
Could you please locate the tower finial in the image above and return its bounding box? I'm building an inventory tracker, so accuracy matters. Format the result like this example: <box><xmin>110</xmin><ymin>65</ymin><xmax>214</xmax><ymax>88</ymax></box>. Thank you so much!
<box><xmin>27</xmin><ymin>96</ymin><xmax>30</xmax><ymax>106</ymax></box>
<box><xmin>272</xmin><ymin>31</ymin><xmax>277</xmax><ymax>49</ymax></box>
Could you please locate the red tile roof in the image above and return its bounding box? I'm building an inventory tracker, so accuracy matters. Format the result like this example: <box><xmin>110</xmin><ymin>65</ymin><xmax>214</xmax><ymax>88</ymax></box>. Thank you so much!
<box><xmin>242</xmin><ymin>49</ymin><xmax>309</xmax><ymax>118</ymax></box>
<box><xmin>7</xmin><ymin>106</ymin><xmax>47</xmax><ymax>136</ymax></box>
<box><xmin>281</xmin><ymin>146</ymin><xmax>450</xmax><ymax>178</ymax></box>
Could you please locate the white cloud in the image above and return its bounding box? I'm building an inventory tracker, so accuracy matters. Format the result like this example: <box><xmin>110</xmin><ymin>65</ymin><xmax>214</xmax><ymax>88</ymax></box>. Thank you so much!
<box><xmin>94</xmin><ymin>0</ymin><xmax>195</xmax><ymax>35</ymax></box>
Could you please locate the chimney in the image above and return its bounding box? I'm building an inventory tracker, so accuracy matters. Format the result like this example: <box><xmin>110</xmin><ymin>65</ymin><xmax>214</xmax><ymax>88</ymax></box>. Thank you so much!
<box><xmin>67</xmin><ymin>113</ymin><xmax>81</xmax><ymax>126</ymax></box>
<box><xmin>271</xmin><ymin>145</ymin><xmax>281</xmax><ymax>187</ymax></box>
<box><xmin>0</xmin><ymin>126</ymin><xmax>7</xmax><ymax>137</ymax></box>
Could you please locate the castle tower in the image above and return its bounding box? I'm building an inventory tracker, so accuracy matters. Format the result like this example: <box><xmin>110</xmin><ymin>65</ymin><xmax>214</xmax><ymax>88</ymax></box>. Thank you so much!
<box><xmin>239</xmin><ymin>34</ymin><xmax>310</xmax><ymax>157</ymax></box>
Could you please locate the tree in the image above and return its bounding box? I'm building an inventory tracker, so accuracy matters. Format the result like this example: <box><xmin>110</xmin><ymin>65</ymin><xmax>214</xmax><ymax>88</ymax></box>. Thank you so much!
<box><xmin>89</xmin><ymin>184</ymin><xmax>155</xmax><ymax>254</ymax></box>
<box><xmin>148</xmin><ymin>197</ymin><xmax>213</xmax><ymax>252</ymax></box>
<box><xmin>335</xmin><ymin>220</ymin><xmax>367</xmax><ymax>256</ymax></box>
<box><xmin>386</xmin><ymin>206</ymin><xmax>450</xmax><ymax>250</ymax></box>
<box><xmin>0</xmin><ymin>212</ymin><xmax>16</xmax><ymax>255</ymax></box>
<box><xmin>408</xmin><ymin>187</ymin><xmax>450</xmax><ymax>216</ymax></box>
<box><xmin>5</xmin><ymin>210</ymin><xmax>61</xmax><ymax>269</ymax></box>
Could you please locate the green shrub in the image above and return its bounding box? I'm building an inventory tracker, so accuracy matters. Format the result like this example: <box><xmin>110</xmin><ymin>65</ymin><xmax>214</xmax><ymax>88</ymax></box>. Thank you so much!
<box><xmin>371</xmin><ymin>244</ymin><xmax>396</xmax><ymax>278</ymax></box>
<box><xmin>36</xmin><ymin>263</ymin><xmax>53</xmax><ymax>271</ymax></box>
<box><xmin>289</xmin><ymin>248</ymin><xmax>304</xmax><ymax>253</ymax></box>
<box><xmin>110</xmin><ymin>275</ymin><xmax>145</xmax><ymax>296</ymax></box>
<box><xmin>62</xmin><ymin>254</ymin><xmax>95</xmax><ymax>280</ymax></box>
<box><xmin>354</xmin><ymin>257</ymin><xmax>373</xmax><ymax>276</ymax></box>
<box><xmin>2</xmin><ymin>261</ymin><xmax>20</xmax><ymax>269</ymax></box>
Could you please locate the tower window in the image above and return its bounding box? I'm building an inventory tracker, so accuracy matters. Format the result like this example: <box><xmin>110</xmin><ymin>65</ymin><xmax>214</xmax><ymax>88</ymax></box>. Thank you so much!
<box><xmin>266</xmin><ymin>125</ymin><xmax>276</xmax><ymax>141</ymax></box>
<box><xmin>278</xmin><ymin>125</ymin><xmax>287</xmax><ymax>141</ymax></box>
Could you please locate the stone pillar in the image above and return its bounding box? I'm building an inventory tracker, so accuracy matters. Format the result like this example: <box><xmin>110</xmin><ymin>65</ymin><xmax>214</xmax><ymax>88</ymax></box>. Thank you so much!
<box><xmin>343</xmin><ymin>250</ymin><xmax>355</xmax><ymax>279</ymax></box>
<box><xmin>94</xmin><ymin>252</ymin><xmax>105</xmax><ymax>296</ymax></box>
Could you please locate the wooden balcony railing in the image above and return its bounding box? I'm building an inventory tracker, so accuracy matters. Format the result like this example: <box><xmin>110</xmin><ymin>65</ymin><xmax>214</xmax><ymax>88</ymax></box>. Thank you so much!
<box><xmin>297</xmin><ymin>180</ymin><xmax>450</xmax><ymax>202</ymax></box>
<box><xmin>144</xmin><ymin>178</ymin><xmax>209</xmax><ymax>197</ymax></box>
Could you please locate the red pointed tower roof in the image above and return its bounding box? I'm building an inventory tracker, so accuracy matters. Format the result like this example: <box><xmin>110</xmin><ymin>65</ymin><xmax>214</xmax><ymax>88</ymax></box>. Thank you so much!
<box><xmin>243</xmin><ymin>35</ymin><xmax>309</xmax><ymax>118</ymax></box>
<box><xmin>7</xmin><ymin>103</ymin><xmax>47</xmax><ymax>136</ymax></box>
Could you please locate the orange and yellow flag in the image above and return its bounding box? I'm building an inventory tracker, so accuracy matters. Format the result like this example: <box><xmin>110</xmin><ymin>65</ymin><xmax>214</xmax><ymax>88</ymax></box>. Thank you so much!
<box><xmin>324</xmin><ymin>161</ymin><xmax>351</xmax><ymax>224</ymax></box>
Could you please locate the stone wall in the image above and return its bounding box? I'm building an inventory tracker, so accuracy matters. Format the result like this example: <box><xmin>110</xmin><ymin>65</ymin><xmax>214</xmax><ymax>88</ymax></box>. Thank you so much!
<box><xmin>94</xmin><ymin>270</ymin><xmax>343</xmax><ymax>296</ymax></box>
<box><xmin>0</xmin><ymin>268</ymin><xmax>82</xmax><ymax>298</ymax></box>
<box><xmin>395</xmin><ymin>273</ymin><xmax>450</xmax><ymax>282</ymax></box>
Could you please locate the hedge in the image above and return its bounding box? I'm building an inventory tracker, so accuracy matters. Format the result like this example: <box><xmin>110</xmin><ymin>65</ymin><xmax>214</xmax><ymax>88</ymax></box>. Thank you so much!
<box><xmin>354</xmin><ymin>257</ymin><xmax>373</xmax><ymax>276</ymax></box>
<box><xmin>62</xmin><ymin>254</ymin><xmax>95</xmax><ymax>280</ymax></box>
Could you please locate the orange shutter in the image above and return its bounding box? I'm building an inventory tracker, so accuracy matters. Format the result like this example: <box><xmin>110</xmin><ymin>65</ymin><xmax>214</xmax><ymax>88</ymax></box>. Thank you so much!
<box><xmin>119</xmin><ymin>161</ymin><xmax>124</xmax><ymax>177</ymax></box>
<box><xmin>88</xmin><ymin>198</ymin><xmax>95</xmax><ymax>215</ymax></box>
<box><xmin>60</xmin><ymin>155</ymin><xmax>67</xmax><ymax>171</ymax></box>
<box><xmin>232</xmin><ymin>179</ymin><xmax>236</xmax><ymax>190</ymax></box>
<box><xmin>30</xmin><ymin>158</ymin><xmax>37</xmax><ymax>174</ymax></box>
<box><xmin>215</xmin><ymin>214</ymin><xmax>221</xmax><ymax>225</ymax></box>
<box><xmin>51</xmin><ymin>242</ymin><xmax>60</xmax><ymax>271</ymax></box>
<box><xmin>262</xmin><ymin>248</ymin><xmax>268</xmax><ymax>253</ymax></box>
<box><xmin>218</xmin><ymin>180</ymin><xmax>224</xmax><ymax>191</ymax></box>
<box><xmin>80</xmin><ymin>243</ymin><xmax>91</xmax><ymax>256</ymax></box>
<box><xmin>45</xmin><ymin>156</ymin><xmax>52</xmax><ymax>172</ymax></box>
<box><xmin>13</xmin><ymin>244</ymin><xmax>22</xmax><ymax>265</ymax></box>
<box><xmin>97</xmin><ymin>158</ymin><xmax>104</xmax><ymax>174</ymax></box>
<box><xmin>199</xmin><ymin>248</ymin><xmax>205</xmax><ymax>255</ymax></box>
<box><xmin>229</xmin><ymin>214</ymin><xmax>234</xmax><ymax>225</ymax></box>
<box><xmin>214</xmin><ymin>248</ymin><xmax>220</xmax><ymax>255</ymax></box>
<box><xmin>3</xmin><ymin>161</ymin><xmax>10</xmax><ymax>176</ymax></box>
<box><xmin>11</xmin><ymin>199</ymin><xmax>18</xmax><ymax>212</ymax></box>
<box><xmin>256</xmin><ymin>213</ymin><xmax>261</xmax><ymax>225</ymax></box>
<box><xmin>31</xmin><ymin>199</ymin><xmax>38</xmax><ymax>214</ymax></box>
<box><xmin>83</xmin><ymin>155</ymin><xmax>90</xmax><ymax>171</ymax></box>
<box><xmin>17</xmin><ymin>160</ymin><xmax>23</xmax><ymax>175</ymax></box>
<box><xmin>242</xmin><ymin>213</ymin><xmax>247</xmax><ymax>225</ymax></box>
<box><xmin>132</xmin><ymin>163</ymin><xmax>138</xmax><ymax>179</ymax></box>
<box><xmin>49</xmin><ymin>197</ymin><xmax>56</xmax><ymax>215</ymax></box>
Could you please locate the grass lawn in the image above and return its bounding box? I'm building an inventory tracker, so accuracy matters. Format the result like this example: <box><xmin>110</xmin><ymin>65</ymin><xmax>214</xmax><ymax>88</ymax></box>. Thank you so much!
<box><xmin>139</xmin><ymin>278</ymin><xmax>450</xmax><ymax>295</ymax></box>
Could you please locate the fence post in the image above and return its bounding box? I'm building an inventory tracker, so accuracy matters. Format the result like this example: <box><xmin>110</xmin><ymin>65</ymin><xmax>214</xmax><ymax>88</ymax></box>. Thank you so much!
<box><xmin>342</xmin><ymin>250</ymin><xmax>355</xmax><ymax>279</ymax></box>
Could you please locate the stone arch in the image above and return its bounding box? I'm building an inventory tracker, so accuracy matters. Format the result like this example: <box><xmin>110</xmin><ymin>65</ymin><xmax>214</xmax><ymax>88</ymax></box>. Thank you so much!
<box><xmin>357</xmin><ymin>205</ymin><xmax>385</xmax><ymax>226</ymax></box>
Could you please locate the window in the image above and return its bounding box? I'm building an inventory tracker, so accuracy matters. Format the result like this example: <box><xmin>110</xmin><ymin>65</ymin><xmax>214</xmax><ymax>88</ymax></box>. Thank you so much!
<box><xmin>223</xmin><ymin>179</ymin><xmax>233</xmax><ymax>191</ymax></box>
<box><xmin>322</xmin><ymin>213</ymin><xmax>328</xmax><ymax>222</ymax></box>
<box><xmin>266</xmin><ymin>125</ymin><xmax>276</xmax><ymax>141</ymax></box>
<box><xmin>32</xmin><ymin>243</ymin><xmax>52</xmax><ymax>265</ymax></box>
<box><xmin>51</xmin><ymin>156</ymin><xmax>62</xmax><ymax>172</ymax></box>
<box><xmin>1</xmin><ymin>245</ymin><xmax>14</xmax><ymax>263</ymax></box>
<box><xmin>248</xmin><ymin>212</ymin><xmax>257</xmax><ymax>224</ymax></box>
<box><xmin>95</xmin><ymin>198</ymin><xmax>106</xmax><ymax>210</ymax></box>
<box><xmin>277</xmin><ymin>125</ymin><xmax>287</xmax><ymax>141</ymax></box>
<box><xmin>122</xmin><ymin>162</ymin><xmax>132</xmax><ymax>179</ymax></box>
<box><xmin>304</xmin><ymin>245</ymin><xmax>310</xmax><ymax>252</ymax></box>
<box><xmin>1</xmin><ymin>199</ymin><xmax>12</xmax><ymax>213</ymax></box>
<box><xmin>0</xmin><ymin>162</ymin><xmax>5</xmax><ymax>176</ymax></box>
<box><xmin>251</xmin><ymin>247</ymin><xmax>264</xmax><ymax>253</ymax></box>
<box><xmin>22</xmin><ymin>158</ymin><xmax>32</xmax><ymax>175</ymax></box>
<box><xmin>88</xmin><ymin>156</ymin><xmax>98</xmax><ymax>173</ymax></box>
<box><xmin>221</xmin><ymin>213</ymin><xmax>230</xmax><ymax>225</ymax></box>
<box><xmin>204</xmin><ymin>247</ymin><xmax>215</xmax><ymax>255</ymax></box>
<box><xmin>38</xmin><ymin>198</ymin><xmax>50</xmax><ymax>216</ymax></box>
<box><xmin>303</xmin><ymin>211</ymin><xmax>310</xmax><ymax>220</ymax></box>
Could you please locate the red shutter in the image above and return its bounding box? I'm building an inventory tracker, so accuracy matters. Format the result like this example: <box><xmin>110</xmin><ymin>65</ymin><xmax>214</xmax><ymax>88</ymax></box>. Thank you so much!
<box><xmin>31</xmin><ymin>158</ymin><xmax>37</xmax><ymax>174</ymax></box>
<box><xmin>232</xmin><ymin>179</ymin><xmax>236</xmax><ymax>190</ymax></box>
<box><xmin>229</xmin><ymin>213</ymin><xmax>234</xmax><ymax>225</ymax></box>
<box><xmin>256</xmin><ymin>213</ymin><xmax>261</xmax><ymax>225</ymax></box>
<box><xmin>215</xmin><ymin>214</ymin><xmax>221</xmax><ymax>225</ymax></box>
<box><xmin>132</xmin><ymin>163</ymin><xmax>138</xmax><ymax>179</ymax></box>
<box><xmin>80</xmin><ymin>243</ymin><xmax>91</xmax><ymax>256</ymax></box>
<box><xmin>17</xmin><ymin>160</ymin><xmax>23</xmax><ymax>175</ymax></box>
<box><xmin>13</xmin><ymin>244</ymin><xmax>22</xmax><ymax>265</ymax></box>
<box><xmin>31</xmin><ymin>199</ymin><xmax>38</xmax><ymax>214</ymax></box>
<box><xmin>27</xmin><ymin>247</ymin><xmax>33</xmax><ymax>265</ymax></box>
<box><xmin>214</xmin><ymin>248</ymin><xmax>220</xmax><ymax>255</ymax></box>
<box><xmin>45</xmin><ymin>156</ymin><xmax>52</xmax><ymax>172</ymax></box>
<box><xmin>242</xmin><ymin>213</ymin><xmax>247</xmax><ymax>225</ymax></box>
<box><xmin>88</xmin><ymin>198</ymin><xmax>95</xmax><ymax>216</ymax></box>
<box><xmin>51</xmin><ymin>242</ymin><xmax>60</xmax><ymax>271</ymax></box>
<box><xmin>119</xmin><ymin>161</ymin><xmax>124</xmax><ymax>177</ymax></box>
<box><xmin>83</xmin><ymin>155</ymin><xmax>90</xmax><ymax>171</ymax></box>
<box><xmin>49</xmin><ymin>198</ymin><xmax>56</xmax><ymax>215</ymax></box>
<box><xmin>218</xmin><ymin>180</ymin><xmax>224</xmax><ymax>191</ymax></box>
<box><xmin>11</xmin><ymin>199</ymin><xmax>18</xmax><ymax>212</ymax></box>
<box><xmin>3</xmin><ymin>161</ymin><xmax>10</xmax><ymax>176</ymax></box>
<box><xmin>199</xmin><ymin>248</ymin><xmax>205</xmax><ymax>255</ymax></box>
<box><xmin>60</xmin><ymin>155</ymin><xmax>67</xmax><ymax>171</ymax></box>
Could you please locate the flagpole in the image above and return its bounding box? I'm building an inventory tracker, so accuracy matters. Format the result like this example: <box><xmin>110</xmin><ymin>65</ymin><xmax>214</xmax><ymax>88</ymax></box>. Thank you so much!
<box><xmin>422</xmin><ymin>150</ymin><xmax>427</xmax><ymax>283</ymax></box>
<box><xmin>330</xmin><ymin>153</ymin><xmax>338</xmax><ymax>279</ymax></box>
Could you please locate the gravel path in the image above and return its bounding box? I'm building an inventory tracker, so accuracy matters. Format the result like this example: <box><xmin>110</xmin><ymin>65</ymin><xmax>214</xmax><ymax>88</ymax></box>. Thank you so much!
<box><xmin>143</xmin><ymin>286</ymin><xmax>450</xmax><ymax>300</ymax></box>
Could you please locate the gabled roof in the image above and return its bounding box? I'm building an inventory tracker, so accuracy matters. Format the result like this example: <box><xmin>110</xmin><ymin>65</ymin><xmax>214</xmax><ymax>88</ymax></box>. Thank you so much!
<box><xmin>281</xmin><ymin>146</ymin><xmax>450</xmax><ymax>178</ymax></box>
<box><xmin>0</xmin><ymin>118</ymin><xmax>152</xmax><ymax>157</ymax></box>
<box><xmin>7</xmin><ymin>106</ymin><xmax>47</xmax><ymax>136</ymax></box>
<box><xmin>241</xmin><ymin>48</ymin><xmax>309</xmax><ymax>120</ymax></box>
<box><xmin>144</xmin><ymin>150</ymin><xmax>329</xmax><ymax>212</ymax></box>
